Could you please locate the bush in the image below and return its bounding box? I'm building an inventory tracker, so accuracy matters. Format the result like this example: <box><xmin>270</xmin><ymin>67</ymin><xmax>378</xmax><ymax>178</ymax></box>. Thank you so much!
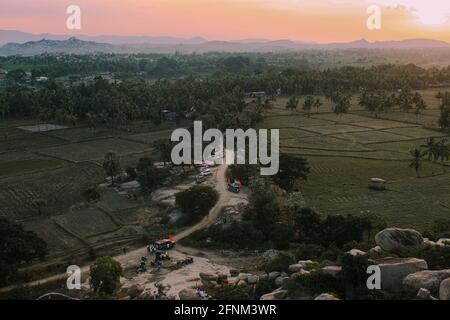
<box><xmin>264</xmin><ymin>251</ymin><xmax>296</xmax><ymax>273</ymax></box>
<box><xmin>209</xmin><ymin>284</ymin><xmax>251</xmax><ymax>300</ymax></box>
<box><xmin>175</xmin><ymin>186</ymin><xmax>219</xmax><ymax>223</ymax></box>
<box><xmin>125</xmin><ymin>166</ymin><xmax>137</xmax><ymax>180</ymax></box>
<box><xmin>90</xmin><ymin>256</ymin><xmax>123</xmax><ymax>296</ymax></box>
<box><xmin>284</xmin><ymin>271</ymin><xmax>343</xmax><ymax>299</ymax></box>
<box><xmin>182</xmin><ymin>221</ymin><xmax>267</xmax><ymax>250</ymax></box>
<box><xmin>399</xmin><ymin>245</ymin><xmax>450</xmax><ymax>269</ymax></box>
<box><xmin>293</xmin><ymin>244</ymin><xmax>325</xmax><ymax>261</ymax></box>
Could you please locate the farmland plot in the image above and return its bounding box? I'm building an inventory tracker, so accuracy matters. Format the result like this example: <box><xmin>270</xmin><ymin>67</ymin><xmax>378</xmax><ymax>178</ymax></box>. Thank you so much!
<box><xmin>0</xmin><ymin>162</ymin><xmax>104</xmax><ymax>220</ymax></box>
<box><xmin>40</xmin><ymin>138</ymin><xmax>151</xmax><ymax>162</ymax></box>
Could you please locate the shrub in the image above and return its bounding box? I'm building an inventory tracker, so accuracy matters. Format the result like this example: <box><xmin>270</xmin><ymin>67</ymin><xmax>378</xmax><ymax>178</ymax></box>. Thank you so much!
<box><xmin>209</xmin><ymin>284</ymin><xmax>251</xmax><ymax>300</ymax></box>
<box><xmin>284</xmin><ymin>271</ymin><xmax>343</xmax><ymax>298</ymax></box>
<box><xmin>264</xmin><ymin>251</ymin><xmax>296</xmax><ymax>273</ymax></box>
<box><xmin>293</xmin><ymin>244</ymin><xmax>325</xmax><ymax>261</ymax></box>
<box><xmin>175</xmin><ymin>186</ymin><xmax>219</xmax><ymax>223</ymax></box>
<box><xmin>90</xmin><ymin>256</ymin><xmax>123</xmax><ymax>296</ymax></box>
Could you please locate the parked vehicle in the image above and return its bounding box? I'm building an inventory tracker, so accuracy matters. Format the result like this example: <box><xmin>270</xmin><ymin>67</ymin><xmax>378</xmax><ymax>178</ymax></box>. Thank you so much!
<box><xmin>148</xmin><ymin>238</ymin><xmax>176</xmax><ymax>252</ymax></box>
<box><xmin>196</xmin><ymin>175</ymin><xmax>206</xmax><ymax>184</ymax></box>
<box><xmin>227</xmin><ymin>183</ymin><xmax>240</xmax><ymax>193</ymax></box>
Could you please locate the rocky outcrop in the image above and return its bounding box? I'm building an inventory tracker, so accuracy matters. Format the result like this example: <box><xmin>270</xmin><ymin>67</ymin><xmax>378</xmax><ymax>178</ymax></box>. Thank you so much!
<box><xmin>439</xmin><ymin>278</ymin><xmax>450</xmax><ymax>300</ymax></box>
<box><xmin>376</xmin><ymin>257</ymin><xmax>428</xmax><ymax>290</ymax></box>
<box><xmin>347</xmin><ymin>249</ymin><xmax>366</xmax><ymax>256</ymax></box>
<box><xmin>127</xmin><ymin>285</ymin><xmax>144</xmax><ymax>299</ymax></box>
<box><xmin>403</xmin><ymin>269</ymin><xmax>450</xmax><ymax>293</ymax></box>
<box><xmin>437</xmin><ymin>238</ymin><xmax>450</xmax><ymax>247</ymax></box>
<box><xmin>321</xmin><ymin>266</ymin><xmax>342</xmax><ymax>278</ymax></box>
<box><xmin>288</xmin><ymin>264</ymin><xmax>303</xmax><ymax>273</ymax></box>
<box><xmin>314</xmin><ymin>293</ymin><xmax>340</xmax><ymax>300</ymax></box>
<box><xmin>368</xmin><ymin>246</ymin><xmax>385</xmax><ymax>259</ymax></box>
<box><xmin>178</xmin><ymin>288</ymin><xmax>203</xmax><ymax>300</ymax></box>
<box><xmin>260</xmin><ymin>289</ymin><xmax>288</xmax><ymax>300</ymax></box>
<box><xmin>275</xmin><ymin>276</ymin><xmax>289</xmax><ymax>287</ymax></box>
<box><xmin>416</xmin><ymin>288</ymin><xmax>437</xmax><ymax>300</ymax></box>
<box><xmin>375</xmin><ymin>228</ymin><xmax>423</xmax><ymax>252</ymax></box>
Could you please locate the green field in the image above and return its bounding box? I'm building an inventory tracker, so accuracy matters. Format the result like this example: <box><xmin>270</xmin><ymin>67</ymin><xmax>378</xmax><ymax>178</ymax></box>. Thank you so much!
<box><xmin>0</xmin><ymin>159</ymin><xmax>63</xmax><ymax>176</ymax></box>
<box><xmin>262</xmin><ymin>89</ymin><xmax>450</xmax><ymax>231</ymax></box>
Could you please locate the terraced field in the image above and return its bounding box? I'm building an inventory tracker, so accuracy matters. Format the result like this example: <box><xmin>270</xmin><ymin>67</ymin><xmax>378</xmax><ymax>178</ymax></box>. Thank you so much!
<box><xmin>262</xmin><ymin>89</ymin><xmax>450</xmax><ymax>230</ymax></box>
<box><xmin>0</xmin><ymin>119</ymin><xmax>176</xmax><ymax>256</ymax></box>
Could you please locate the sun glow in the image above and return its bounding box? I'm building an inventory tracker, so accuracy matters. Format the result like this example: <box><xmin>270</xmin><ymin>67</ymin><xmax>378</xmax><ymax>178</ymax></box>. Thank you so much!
<box><xmin>376</xmin><ymin>0</ymin><xmax>450</xmax><ymax>25</ymax></box>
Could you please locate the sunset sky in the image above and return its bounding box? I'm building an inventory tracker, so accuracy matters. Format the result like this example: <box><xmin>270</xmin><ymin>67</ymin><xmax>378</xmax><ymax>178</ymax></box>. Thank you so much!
<box><xmin>0</xmin><ymin>0</ymin><xmax>450</xmax><ymax>42</ymax></box>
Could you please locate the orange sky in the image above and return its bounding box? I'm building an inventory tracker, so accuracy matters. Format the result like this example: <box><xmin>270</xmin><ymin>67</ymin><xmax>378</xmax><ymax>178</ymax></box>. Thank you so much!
<box><xmin>0</xmin><ymin>0</ymin><xmax>449</xmax><ymax>42</ymax></box>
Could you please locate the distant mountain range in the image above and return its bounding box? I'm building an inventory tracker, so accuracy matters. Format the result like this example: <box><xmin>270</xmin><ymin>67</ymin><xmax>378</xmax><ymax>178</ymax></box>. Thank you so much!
<box><xmin>1</xmin><ymin>30</ymin><xmax>449</xmax><ymax>56</ymax></box>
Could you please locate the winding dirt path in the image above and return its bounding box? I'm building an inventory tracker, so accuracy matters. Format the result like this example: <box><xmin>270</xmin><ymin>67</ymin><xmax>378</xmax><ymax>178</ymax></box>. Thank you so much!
<box><xmin>0</xmin><ymin>159</ymin><xmax>236</xmax><ymax>293</ymax></box>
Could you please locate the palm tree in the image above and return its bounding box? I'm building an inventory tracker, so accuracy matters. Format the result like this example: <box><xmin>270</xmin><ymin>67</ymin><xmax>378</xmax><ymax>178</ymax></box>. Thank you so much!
<box><xmin>409</xmin><ymin>148</ymin><xmax>424</xmax><ymax>177</ymax></box>
<box><xmin>32</xmin><ymin>198</ymin><xmax>47</xmax><ymax>217</ymax></box>
<box><xmin>314</xmin><ymin>98</ymin><xmax>323</xmax><ymax>113</ymax></box>
<box><xmin>303</xmin><ymin>96</ymin><xmax>314</xmax><ymax>117</ymax></box>
<box><xmin>422</xmin><ymin>137</ymin><xmax>439</xmax><ymax>161</ymax></box>
<box><xmin>437</xmin><ymin>139</ymin><xmax>450</xmax><ymax>172</ymax></box>
<box><xmin>102</xmin><ymin>151</ymin><xmax>122</xmax><ymax>186</ymax></box>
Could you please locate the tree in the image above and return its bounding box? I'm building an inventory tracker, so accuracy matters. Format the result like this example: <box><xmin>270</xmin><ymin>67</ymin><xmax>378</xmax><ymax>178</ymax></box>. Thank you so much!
<box><xmin>409</xmin><ymin>148</ymin><xmax>424</xmax><ymax>177</ymax></box>
<box><xmin>153</xmin><ymin>139</ymin><xmax>173</xmax><ymax>166</ymax></box>
<box><xmin>31</xmin><ymin>198</ymin><xmax>47</xmax><ymax>217</ymax></box>
<box><xmin>333</xmin><ymin>95</ymin><xmax>351</xmax><ymax>116</ymax></box>
<box><xmin>137</xmin><ymin>166</ymin><xmax>170</xmax><ymax>194</ymax></box>
<box><xmin>102</xmin><ymin>151</ymin><xmax>121</xmax><ymax>186</ymax></box>
<box><xmin>422</xmin><ymin>137</ymin><xmax>439</xmax><ymax>161</ymax></box>
<box><xmin>273</xmin><ymin>154</ymin><xmax>310</xmax><ymax>192</ymax></box>
<box><xmin>413</xmin><ymin>92</ymin><xmax>427</xmax><ymax>123</ymax></box>
<box><xmin>89</xmin><ymin>256</ymin><xmax>123</xmax><ymax>296</ymax></box>
<box><xmin>136</xmin><ymin>157</ymin><xmax>154</xmax><ymax>172</ymax></box>
<box><xmin>175</xmin><ymin>186</ymin><xmax>219</xmax><ymax>223</ymax></box>
<box><xmin>314</xmin><ymin>98</ymin><xmax>323</xmax><ymax>113</ymax></box>
<box><xmin>436</xmin><ymin>139</ymin><xmax>450</xmax><ymax>172</ymax></box>
<box><xmin>439</xmin><ymin>106</ymin><xmax>450</xmax><ymax>132</ymax></box>
<box><xmin>303</xmin><ymin>95</ymin><xmax>314</xmax><ymax>117</ymax></box>
<box><xmin>286</xmin><ymin>96</ymin><xmax>299</xmax><ymax>111</ymax></box>
<box><xmin>0</xmin><ymin>218</ymin><xmax>47</xmax><ymax>286</ymax></box>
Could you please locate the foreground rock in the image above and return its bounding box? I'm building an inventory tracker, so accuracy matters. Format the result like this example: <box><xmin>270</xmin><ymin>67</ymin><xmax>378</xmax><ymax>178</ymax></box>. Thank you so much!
<box><xmin>314</xmin><ymin>293</ymin><xmax>340</xmax><ymax>300</ymax></box>
<box><xmin>375</xmin><ymin>228</ymin><xmax>423</xmax><ymax>253</ymax></box>
<box><xmin>260</xmin><ymin>289</ymin><xmax>288</xmax><ymax>300</ymax></box>
<box><xmin>321</xmin><ymin>266</ymin><xmax>342</xmax><ymax>278</ymax></box>
<box><xmin>403</xmin><ymin>270</ymin><xmax>450</xmax><ymax>293</ymax></box>
<box><xmin>440</xmin><ymin>278</ymin><xmax>450</xmax><ymax>300</ymax></box>
<box><xmin>416</xmin><ymin>288</ymin><xmax>437</xmax><ymax>300</ymax></box>
<box><xmin>178</xmin><ymin>288</ymin><xmax>203</xmax><ymax>300</ymax></box>
<box><xmin>376</xmin><ymin>257</ymin><xmax>428</xmax><ymax>290</ymax></box>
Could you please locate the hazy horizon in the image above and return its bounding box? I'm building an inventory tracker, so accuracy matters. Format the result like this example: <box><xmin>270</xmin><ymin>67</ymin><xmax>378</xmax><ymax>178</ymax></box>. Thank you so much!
<box><xmin>1</xmin><ymin>1</ymin><xmax>450</xmax><ymax>43</ymax></box>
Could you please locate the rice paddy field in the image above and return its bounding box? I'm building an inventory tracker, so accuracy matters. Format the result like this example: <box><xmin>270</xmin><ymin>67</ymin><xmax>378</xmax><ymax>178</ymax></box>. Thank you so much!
<box><xmin>0</xmin><ymin>119</ymin><xmax>179</xmax><ymax>255</ymax></box>
<box><xmin>260</xmin><ymin>88</ymin><xmax>450</xmax><ymax>231</ymax></box>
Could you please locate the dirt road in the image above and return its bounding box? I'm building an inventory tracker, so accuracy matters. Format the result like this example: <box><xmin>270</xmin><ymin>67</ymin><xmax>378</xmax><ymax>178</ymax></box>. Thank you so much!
<box><xmin>0</xmin><ymin>159</ymin><xmax>242</xmax><ymax>293</ymax></box>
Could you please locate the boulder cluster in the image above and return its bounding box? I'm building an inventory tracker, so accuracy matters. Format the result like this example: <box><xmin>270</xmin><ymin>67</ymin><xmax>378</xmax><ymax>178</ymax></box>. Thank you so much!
<box><xmin>140</xmin><ymin>227</ymin><xmax>450</xmax><ymax>301</ymax></box>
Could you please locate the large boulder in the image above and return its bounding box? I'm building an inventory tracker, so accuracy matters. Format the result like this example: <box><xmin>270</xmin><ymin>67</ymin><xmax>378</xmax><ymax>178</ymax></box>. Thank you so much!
<box><xmin>403</xmin><ymin>269</ymin><xmax>450</xmax><ymax>293</ymax></box>
<box><xmin>178</xmin><ymin>288</ymin><xmax>202</xmax><ymax>300</ymax></box>
<box><xmin>416</xmin><ymin>288</ymin><xmax>437</xmax><ymax>300</ymax></box>
<box><xmin>321</xmin><ymin>266</ymin><xmax>342</xmax><ymax>278</ymax></box>
<box><xmin>127</xmin><ymin>285</ymin><xmax>144</xmax><ymax>299</ymax></box>
<box><xmin>246</xmin><ymin>275</ymin><xmax>259</xmax><ymax>285</ymax></box>
<box><xmin>199</xmin><ymin>272</ymin><xmax>219</xmax><ymax>282</ymax></box>
<box><xmin>288</xmin><ymin>264</ymin><xmax>303</xmax><ymax>273</ymax></box>
<box><xmin>439</xmin><ymin>278</ymin><xmax>450</xmax><ymax>300</ymax></box>
<box><xmin>375</xmin><ymin>228</ymin><xmax>423</xmax><ymax>253</ymax></box>
<box><xmin>268</xmin><ymin>272</ymin><xmax>281</xmax><ymax>280</ymax></box>
<box><xmin>260</xmin><ymin>289</ymin><xmax>288</xmax><ymax>300</ymax></box>
<box><xmin>314</xmin><ymin>293</ymin><xmax>340</xmax><ymax>300</ymax></box>
<box><xmin>275</xmin><ymin>276</ymin><xmax>289</xmax><ymax>287</ymax></box>
<box><xmin>376</xmin><ymin>257</ymin><xmax>428</xmax><ymax>290</ymax></box>
<box><xmin>437</xmin><ymin>238</ymin><xmax>450</xmax><ymax>247</ymax></box>
<box><xmin>347</xmin><ymin>249</ymin><xmax>366</xmax><ymax>256</ymax></box>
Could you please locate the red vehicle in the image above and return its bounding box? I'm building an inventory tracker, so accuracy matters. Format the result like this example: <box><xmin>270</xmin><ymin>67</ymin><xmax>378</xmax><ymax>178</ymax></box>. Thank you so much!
<box><xmin>149</xmin><ymin>237</ymin><xmax>176</xmax><ymax>252</ymax></box>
